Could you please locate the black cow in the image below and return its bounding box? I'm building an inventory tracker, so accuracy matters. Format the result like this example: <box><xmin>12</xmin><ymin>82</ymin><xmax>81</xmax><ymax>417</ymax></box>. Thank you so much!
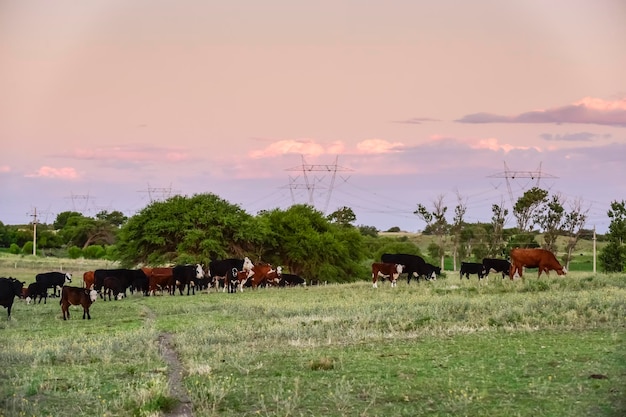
<box><xmin>482</xmin><ymin>258</ymin><xmax>511</xmax><ymax>279</ymax></box>
<box><xmin>423</xmin><ymin>263</ymin><xmax>441</xmax><ymax>280</ymax></box>
<box><xmin>172</xmin><ymin>264</ymin><xmax>204</xmax><ymax>295</ymax></box>
<box><xmin>381</xmin><ymin>253</ymin><xmax>429</xmax><ymax>284</ymax></box>
<box><xmin>25</xmin><ymin>281</ymin><xmax>48</xmax><ymax>304</ymax></box>
<box><xmin>208</xmin><ymin>258</ymin><xmax>245</xmax><ymax>293</ymax></box>
<box><xmin>460</xmin><ymin>262</ymin><xmax>487</xmax><ymax>280</ymax></box>
<box><xmin>0</xmin><ymin>277</ymin><xmax>25</xmax><ymax>319</ymax></box>
<box><xmin>94</xmin><ymin>269</ymin><xmax>148</xmax><ymax>298</ymax></box>
<box><xmin>277</xmin><ymin>267</ymin><xmax>306</xmax><ymax>287</ymax></box>
<box><xmin>102</xmin><ymin>276</ymin><xmax>124</xmax><ymax>301</ymax></box>
<box><xmin>35</xmin><ymin>271</ymin><xmax>72</xmax><ymax>297</ymax></box>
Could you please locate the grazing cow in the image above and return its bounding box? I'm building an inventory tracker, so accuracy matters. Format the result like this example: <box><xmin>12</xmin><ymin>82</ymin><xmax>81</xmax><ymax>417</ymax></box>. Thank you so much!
<box><xmin>381</xmin><ymin>253</ymin><xmax>430</xmax><ymax>283</ymax></box>
<box><xmin>102</xmin><ymin>276</ymin><xmax>124</xmax><ymax>301</ymax></box>
<box><xmin>94</xmin><ymin>269</ymin><xmax>148</xmax><ymax>298</ymax></box>
<box><xmin>371</xmin><ymin>262</ymin><xmax>403</xmax><ymax>288</ymax></box>
<box><xmin>208</xmin><ymin>258</ymin><xmax>246</xmax><ymax>293</ymax></box>
<box><xmin>142</xmin><ymin>267</ymin><xmax>175</xmax><ymax>295</ymax></box>
<box><xmin>482</xmin><ymin>258</ymin><xmax>512</xmax><ymax>279</ymax></box>
<box><xmin>236</xmin><ymin>263</ymin><xmax>279</xmax><ymax>291</ymax></box>
<box><xmin>35</xmin><ymin>271</ymin><xmax>72</xmax><ymax>297</ymax></box>
<box><xmin>0</xmin><ymin>277</ymin><xmax>25</xmax><ymax>319</ymax></box>
<box><xmin>25</xmin><ymin>281</ymin><xmax>48</xmax><ymax>304</ymax></box>
<box><xmin>60</xmin><ymin>286</ymin><xmax>98</xmax><ymax>320</ymax></box>
<box><xmin>172</xmin><ymin>264</ymin><xmax>204</xmax><ymax>295</ymax></box>
<box><xmin>423</xmin><ymin>263</ymin><xmax>441</xmax><ymax>280</ymax></box>
<box><xmin>83</xmin><ymin>271</ymin><xmax>95</xmax><ymax>289</ymax></box>
<box><xmin>278</xmin><ymin>270</ymin><xmax>306</xmax><ymax>287</ymax></box>
<box><xmin>509</xmin><ymin>248</ymin><xmax>567</xmax><ymax>280</ymax></box>
<box><xmin>460</xmin><ymin>262</ymin><xmax>487</xmax><ymax>280</ymax></box>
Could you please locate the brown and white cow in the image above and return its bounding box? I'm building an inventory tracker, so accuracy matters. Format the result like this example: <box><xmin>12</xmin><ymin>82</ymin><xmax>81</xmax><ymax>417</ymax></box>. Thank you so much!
<box><xmin>60</xmin><ymin>286</ymin><xmax>98</xmax><ymax>320</ymax></box>
<box><xmin>371</xmin><ymin>262</ymin><xmax>403</xmax><ymax>288</ymax></box>
<box><xmin>509</xmin><ymin>248</ymin><xmax>567</xmax><ymax>280</ymax></box>
<box><xmin>236</xmin><ymin>263</ymin><xmax>280</xmax><ymax>291</ymax></box>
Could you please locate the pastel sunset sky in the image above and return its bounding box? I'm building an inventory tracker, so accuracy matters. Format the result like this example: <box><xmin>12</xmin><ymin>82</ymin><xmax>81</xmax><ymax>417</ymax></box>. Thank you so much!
<box><xmin>1</xmin><ymin>1</ymin><xmax>625</xmax><ymax>233</ymax></box>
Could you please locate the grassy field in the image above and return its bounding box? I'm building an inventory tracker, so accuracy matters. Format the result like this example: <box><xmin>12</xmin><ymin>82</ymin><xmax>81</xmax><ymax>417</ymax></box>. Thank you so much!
<box><xmin>1</xmin><ymin>252</ymin><xmax>625</xmax><ymax>417</ymax></box>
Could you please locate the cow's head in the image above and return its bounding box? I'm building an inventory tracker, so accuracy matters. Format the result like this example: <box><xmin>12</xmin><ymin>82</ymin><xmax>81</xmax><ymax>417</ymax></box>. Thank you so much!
<box><xmin>65</xmin><ymin>273</ymin><xmax>72</xmax><ymax>283</ymax></box>
<box><xmin>195</xmin><ymin>264</ymin><xmax>204</xmax><ymax>279</ymax></box>
<box><xmin>243</xmin><ymin>257</ymin><xmax>254</xmax><ymax>271</ymax></box>
<box><xmin>88</xmin><ymin>289</ymin><xmax>98</xmax><ymax>302</ymax></box>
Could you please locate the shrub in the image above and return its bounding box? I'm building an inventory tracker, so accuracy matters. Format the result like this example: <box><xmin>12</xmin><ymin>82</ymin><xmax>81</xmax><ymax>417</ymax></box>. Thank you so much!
<box><xmin>22</xmin><ymin>241</ymin><xmax>33</xmax><ymax>255</ymax></box>
<box><xmin>67</xmin><ymin>246</ymin><xmax>82</xmax><ymax>259</ymax></box>
<box><xmin>9</xmin><ymin>243</ymin><xmax>20</xmax><ymax>254</ymax></box>
<box><xmin>83</xmin><ymin>245</ymin><xmax>105</xmax><ymax>259</ymax></box>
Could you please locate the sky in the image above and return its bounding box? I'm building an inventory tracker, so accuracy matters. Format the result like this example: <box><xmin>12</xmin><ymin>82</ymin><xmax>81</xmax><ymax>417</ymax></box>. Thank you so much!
<box><xmin>1</xmin><ymin>0</ymin><xmax>625</xmax><ymax>234</ymax></box>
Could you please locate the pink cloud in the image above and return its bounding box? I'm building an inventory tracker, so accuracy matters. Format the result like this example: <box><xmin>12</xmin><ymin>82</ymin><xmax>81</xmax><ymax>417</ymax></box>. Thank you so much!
<box><xmin>26</xmin><ymin>166</ymin><xmax>79</xmax><ymax>179</ymax></box>
<box><xmin>0</xmin><ymin>165</ymin><xmax>10</xmax><ymax>173</ymax></box>
<box><xmin>456</xmin><ymin>96</ymin><xmax>626</xmax><ymax>126</ymax></box>
<box><xmin>249</xmin><ymin>139</ymin><xmax>329</xmax><ymax>158</ymax></box>
<box><xmin>356</xmin><ymin>139</ymin><xmax>404</xmax><ymax>154</ymax></box>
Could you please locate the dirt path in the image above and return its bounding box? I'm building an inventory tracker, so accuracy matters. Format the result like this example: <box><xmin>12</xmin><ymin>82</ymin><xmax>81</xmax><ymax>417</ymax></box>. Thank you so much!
<box><xmin>143</xmin><ymin>305</ymin><xmax>193</xmax><ymax>417</ymax></box>
<box><xmin>159</xmin><ymin>332</ymin><xmax>194</xmax><ymax>417</ymax></box>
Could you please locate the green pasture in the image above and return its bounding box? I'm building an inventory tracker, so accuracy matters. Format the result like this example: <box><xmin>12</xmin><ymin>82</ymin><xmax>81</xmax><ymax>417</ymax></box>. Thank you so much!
<box><xmin>1</xmin><ymin>259</ymin><xmax>625</xmax><ymax>417</ymax></box>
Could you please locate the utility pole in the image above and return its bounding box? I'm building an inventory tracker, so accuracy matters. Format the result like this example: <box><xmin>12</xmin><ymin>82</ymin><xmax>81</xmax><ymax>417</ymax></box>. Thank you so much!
<box><xmin>30</xmin><ymin>207</ymin><xmax>38</xmax><ymax>256</ymax></box>
<box><xmin>593</xmin><ymin>226</ymin><xmax>597</xmax><ymax>274</ymax></box>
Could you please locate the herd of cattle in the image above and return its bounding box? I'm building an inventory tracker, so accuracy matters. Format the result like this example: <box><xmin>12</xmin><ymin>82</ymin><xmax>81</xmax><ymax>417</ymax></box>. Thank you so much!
<box><xmin>372</xmin><ymin>248</ymin><xmax>567</xmax><ymax>287</ymax></box>
<box><xmin>1</xmin><ymin>248</ymin><xmax>567</xmax><ymax>319</ymax></box>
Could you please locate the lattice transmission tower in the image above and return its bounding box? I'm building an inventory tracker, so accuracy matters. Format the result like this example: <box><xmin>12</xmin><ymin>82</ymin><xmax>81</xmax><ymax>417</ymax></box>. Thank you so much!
<box><xmin>487</xmin><ymin>161</ymin><xmax>558</xmax><ymax>207</ymax></box>
<box><xmin>284</xmin><ymin>155</ymin><xmax>352</xmax><ymax>214</ymax></box>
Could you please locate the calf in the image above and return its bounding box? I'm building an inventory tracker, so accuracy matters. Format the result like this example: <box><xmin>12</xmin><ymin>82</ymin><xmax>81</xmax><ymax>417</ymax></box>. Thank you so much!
<box><xmin>60</xmin><ymin>286</ymin><xmax>98</xmax><ymax>320</ymax></box>
<box><xmin>381</xmin><ymin>253</ymin><xmax>427</xmax><ymax>284</ymax></box>
<box><xmin>279</xmin><ymin>270</ymin><xmax>306</xmax><ymax>287</ymax></box>
<box><xmin>371</xmin><ymin>262</ymin><xmax>403</xmax><ymax>288</ymax></box>
<box><xmin>460</xmin><ymin>262</ymin><xmax>486</xmax><ymax>280</ymax></box>
<box><xmin>482</xmin><ymin>258</ymin><xmax>511</xmax><ymax>279</ymax></box>
<box><xmin>0</xmin><ymin>277</ymin><xmax>25</xmax><ymax>319</ymax></box>
<box><xmin>25</xmin><ymin>281</ymin><xmax>48</xmax><ymax>304</ymax></box>
<box><xmin>103</xmin><ymin>276</ymin><xmax>124</xmax><ymax>301</ymax></box>
<box><xmin>423</xmin><ymin>263</ymin><xmax>441</xmax><ymax>280</ymax></box>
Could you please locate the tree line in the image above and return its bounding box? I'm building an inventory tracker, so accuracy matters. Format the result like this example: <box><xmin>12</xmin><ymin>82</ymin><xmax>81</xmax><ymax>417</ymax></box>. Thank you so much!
<box><xmin>1</xmin><ymin>191</ymin><xmax>625</xmax><ymax>278</ymax></box>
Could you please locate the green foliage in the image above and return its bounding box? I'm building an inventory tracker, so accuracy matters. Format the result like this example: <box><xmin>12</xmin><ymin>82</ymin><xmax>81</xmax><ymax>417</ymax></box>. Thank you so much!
<box><xmin>513</xmin><ymin>187</ymin><xmax>549</xmax><ymax>232</ymax></box>
<box><xmin>258</xmin><ymin>204</ymin><xmax>366</xmax><ymax>282</ymax></box>
<box><xmin>326</xmin><ymin>206</ymin><xmax>356</xmax><ymax>226</ymax></box>
<box><xmin>117</xmin><ymin>193</ymin><xmax>260</xmax><ymax>266</ymax></box>
<box><xmin>9</xmin><ymin>243</ymin><xmax>20</xmax><ymax>254</ymax></box>
<box><xmin>600</xmin><ymin>200</ymin><xmax>626</xmax><ymax>272</ymax></box>
<box><xmin>386</xmin><ymin>226</ymin><xmax>401</xmax><ymax>232</ymax></box>
<box><xmin>83</xmin><ymin>245</ymin><xmax>105</xmax><ymax>259</ymax></box>
<box><xmin>21</xmin><ymin>241</ymin><xmax>33</xmax><ymax>255</ymax></box>
<box><xmin>67</xmin><ymin>246</ymin><xmax>82</xmax><ymax>259</ymax></box>
<box><xmin>358</xmin><ymin>225</ymin><xmax>378</xmax><ymax>237</ymax></box>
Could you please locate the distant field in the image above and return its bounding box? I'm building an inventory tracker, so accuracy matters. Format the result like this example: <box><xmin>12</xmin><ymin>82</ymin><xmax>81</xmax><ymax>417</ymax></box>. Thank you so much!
<box><xmin>1</xmin><ymin>259</ymin><xmax>624</xmax><ymax>417</ymax></box>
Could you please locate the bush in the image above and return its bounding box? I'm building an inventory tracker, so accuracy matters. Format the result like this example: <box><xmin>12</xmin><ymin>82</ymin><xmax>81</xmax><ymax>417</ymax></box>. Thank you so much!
<box><xmin>67</xmin><ymin>246</ymin><xmax>82</xmax><ymax>259</ymax></box>
<box><xmin>83</xmin><ymin>245</ymin><xmax>106</xmax><ymax>259</ymax></box>
<box><xmin>22</xmin><ymin>241</ymin><xmax>33</xmax><ymax>255</ymax></box>
<box><xmin>9</xmin><ymin>243</ymin><xmax>20</xmax><ymax>255</ymax></box>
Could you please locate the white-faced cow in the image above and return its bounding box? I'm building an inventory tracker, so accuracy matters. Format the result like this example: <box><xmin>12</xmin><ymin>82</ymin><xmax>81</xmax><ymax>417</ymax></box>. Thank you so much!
<box><xmin>509</xmin><ymin>248</ymin><xmax>567</xmax><ymax>280</ymax></box>
<box><xmin>0</xmin><ymin>277</ymin><xmax>25</xmax><ymax>319</ymax></box>
<box><xmin>60</xmin><ymin>286</ymin><xmax>98</xmax><ymax>320</ymax></box>
<box><xmin>172</xmin><ymin>264</ymin><xmax>204</xmax><ymax>295</ymax></box>
<box><xmin>371</xmin><ymin>262</ymin><xmax>403</xmax><ymax>288</ymax></box>
<box><xmin>208</xmin><ymin>258</ymin><xmax>246</xmax><ymax>293</ymax></box>
<box><xmin>482</xmin><ymin>258</ymin><xmax>511</xmax><ymax>279</ymax></box>
<box><xmin>35</xmin><ymin>271</ymin><xmax>72</xmax><ymax>297</ymax></box>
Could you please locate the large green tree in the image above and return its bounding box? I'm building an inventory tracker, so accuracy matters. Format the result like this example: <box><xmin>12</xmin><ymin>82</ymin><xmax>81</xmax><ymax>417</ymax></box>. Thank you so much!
<box><xmin>258</xmin><ymin>204</ymin><xmax>366</xmax><ymax>283</ymax></box>
<box><xmin>116</xmin><ymin>193</ymin><xmax>261</xmax><ymax>266</ymax></box>
<box><xmin>599</xmin><ymin>200</ymin><xmax>626</xmax><ymax>272</ymax></box>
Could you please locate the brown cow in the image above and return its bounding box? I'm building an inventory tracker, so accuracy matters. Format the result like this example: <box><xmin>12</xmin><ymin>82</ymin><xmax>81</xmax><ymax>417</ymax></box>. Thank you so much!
<box><xmin>142</xmin><ymin>267</ymin><xmax>175</xmax><ymax>295</ymax></box>
<box><xmin>371</xmin><ymin>262</ymin><xmax>403</xmax><ymax>288</ymax></box>
<box><xmin>509</xmin><ymin>248</ymin><xmax>567</xmax><ymax>280</ymax></box>
<box><xmin>236</xmin><ymin>263</ymin><xmax>280</xmax><ymax>291</ymax></box>
<box><xmin>83</xmin><ymin>270</ymin><xmax>95</xmax><ymax>289</ymax></box>
<box><xmin>60</xmin><ymin>286</ymin><xmax>98</xmax><ymax>320</ymax></box>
